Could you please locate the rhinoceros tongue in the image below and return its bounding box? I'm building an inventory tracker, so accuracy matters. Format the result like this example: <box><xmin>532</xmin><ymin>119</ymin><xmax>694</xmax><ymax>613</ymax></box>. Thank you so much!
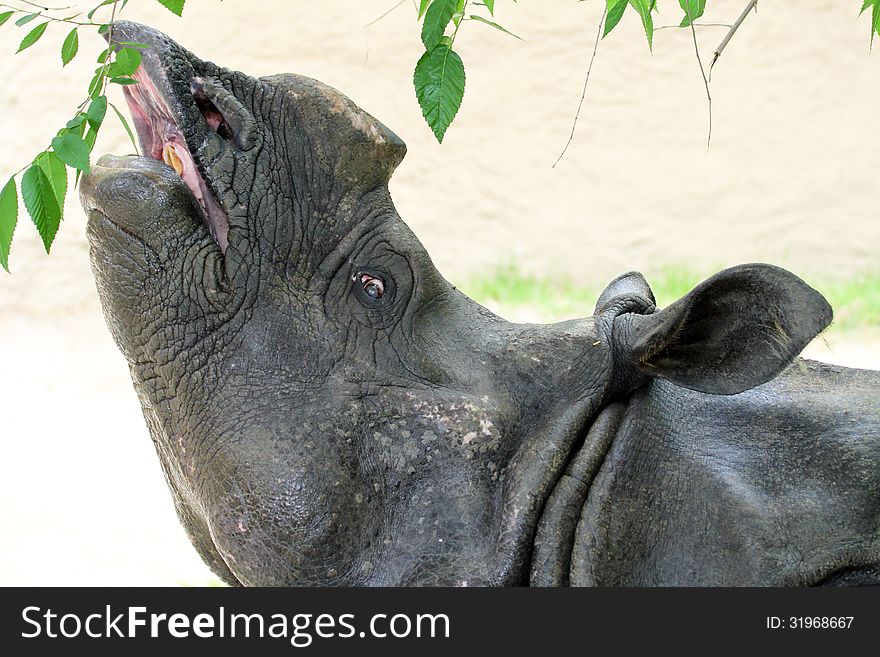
<box><xmin>123</xmin><ymin>66</ymin><xmax>230</xmax><ymax>251</ymax></box>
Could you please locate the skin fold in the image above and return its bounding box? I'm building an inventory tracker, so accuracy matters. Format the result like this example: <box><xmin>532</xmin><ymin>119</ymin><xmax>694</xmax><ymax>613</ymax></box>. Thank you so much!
<box><xmin>80</xmin><ymin>22</ymin><xmax>880</xmax><ymax>586</ymax></box>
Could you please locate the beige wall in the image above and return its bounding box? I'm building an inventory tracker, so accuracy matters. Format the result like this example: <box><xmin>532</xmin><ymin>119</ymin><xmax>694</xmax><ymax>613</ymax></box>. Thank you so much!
<box><xmin>0</xmin><ymin>0</ymin><xmax>877</xmax><ymax>313</ymax></box>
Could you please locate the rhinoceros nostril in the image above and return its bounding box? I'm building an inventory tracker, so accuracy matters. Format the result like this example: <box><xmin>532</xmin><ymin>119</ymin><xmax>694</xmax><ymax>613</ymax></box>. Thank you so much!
<box><xmin>192</xmin><ymin>79</ymin><xmax>236</xmax><ymax>142</ymax></box>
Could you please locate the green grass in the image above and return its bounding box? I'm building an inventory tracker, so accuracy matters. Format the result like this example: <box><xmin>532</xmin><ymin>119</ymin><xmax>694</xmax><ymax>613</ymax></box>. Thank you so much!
<box><xmin>459</xmin><ymin>262</ymin><xmax>880</xmax><ymax>334</ymax></box>
<box><xmin>816</xmin><ymin>271</ymin><xmax>880</xmax><ymax>333</ymax></box>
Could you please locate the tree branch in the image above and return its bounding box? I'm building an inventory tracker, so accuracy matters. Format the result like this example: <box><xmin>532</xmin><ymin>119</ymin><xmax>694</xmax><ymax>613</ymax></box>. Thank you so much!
<box><xmin>709</xmin><ymin>0</ymin><xmax>758</xmax><ymax>81</ymax></box>
<box><xmin>655</xmin><ymin>22</ymin><xmax>731</xmax><ymax>31</ymax></box>
<box><xmin>365</xmin><ymin>0</ymin><xmax>408</xmax><ymax>29</ymax></box>
<box><xmin>689</xmin><ymin>19</ymin><xmax>712</xmax><ymax>150</ymax></box>
<box><xmin>553</xmin><ymin>7</ymin><xmax>605</xmax><ymax>168</ymax></box>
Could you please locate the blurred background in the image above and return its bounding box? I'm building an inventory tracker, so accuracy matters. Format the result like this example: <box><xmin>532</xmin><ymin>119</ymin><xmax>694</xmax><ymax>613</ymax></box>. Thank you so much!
<box><xmin>0</xmin><ymin>0</ymin><xmax>877</xmax><ymax>585</ymax></box>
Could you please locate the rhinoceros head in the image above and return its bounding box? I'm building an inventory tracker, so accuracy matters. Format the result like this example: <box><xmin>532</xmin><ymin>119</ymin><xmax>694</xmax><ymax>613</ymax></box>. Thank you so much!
<box><xmin>80</xmin><ymin>22</ymin><xmax>832</xmax><ymax>585</ymax></box>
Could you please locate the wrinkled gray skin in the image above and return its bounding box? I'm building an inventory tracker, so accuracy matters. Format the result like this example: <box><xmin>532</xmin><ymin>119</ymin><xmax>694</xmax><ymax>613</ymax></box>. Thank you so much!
<box><xmin>80</xmin><ymin>23</ymin><xmax>880</xmax><ymax>586</ymax></box>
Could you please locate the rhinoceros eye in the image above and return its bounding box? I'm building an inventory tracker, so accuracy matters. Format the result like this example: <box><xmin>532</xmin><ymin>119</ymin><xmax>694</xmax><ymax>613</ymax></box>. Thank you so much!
<box><xmin>357</xmin><ymin>273</ymin><xmax>385</xmax><ymax>300</ymax></box>
<box><xmin>350</xmin><ymin>267</ymin><xmax>401</xmax><ymax>323</ymax></box>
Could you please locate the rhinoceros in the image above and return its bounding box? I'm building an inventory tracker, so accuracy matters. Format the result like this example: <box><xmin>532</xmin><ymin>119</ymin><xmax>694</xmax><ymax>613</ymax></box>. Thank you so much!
<box><xmin>80</xmin><ymin>22</ymin><xmax>880</xmax><ymax>586</ymax></box>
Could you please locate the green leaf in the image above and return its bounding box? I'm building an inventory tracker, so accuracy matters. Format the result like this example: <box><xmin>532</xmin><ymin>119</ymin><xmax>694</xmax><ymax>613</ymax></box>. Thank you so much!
<box><xmin>484</xmin><ymin>0</ymin><xmax>495</xmax><ymax>15</ymax></box>
<box><xmin>87</xmin><ymin>95</ymin><xmax>108</xmax><ymax>130</ymax></box>
<box><xmin>421</xmin><ymin>0</ymin><xmax>457</xmax><ymax>51</ymax></box>
<box><xmin>414</xmin><ymin>44</ymin><xmax>466</xmax><ymax>143</ymax></box>
<box><xmin>110</xmin><ymin>76</ymin><xmax>139</xmax><ymax>85</ymax></box>
<box><xmin>35</xmin><ymin>151</ymin><xmax>67</xmax><ymax>212</ymax></box>
<box><xmin>109</xmin><ymin>47</ymin><xmax>142</xmax><ymax>77</ymax></box>
<box><xmin>84</xmin><ymin>127</ymin><xmax>98</xmax><ymax>153</ymax></box>
<box><xmin>679</xmin><ymin>0</ymin><xmax>706</xmax><ymax>27</ymax></box>
<box><xmin>61</xmin><ymin>27</ymin><xmax>79</xmax><ymax>66</ymax></box>
<box><xmin>21</xmin><ymin>164</ymin><xmax>61</xmax><ymax>253</ymax></box>
<box><xmin>15</xmin><ymin>12</ymin><xmax>39</xmax><ymax>27</ymax></box>
<box><xmin>51</xmin><ymin>132</ymin><xmax>90</xmax><ymax>172</ymax></box>
<box><xmin>66</xmin><ymin>114</ymin><xmax>86</xmax><ymax>131</ymax></box>
<box><xmin>468</xmin><ymin>15</ymin><xmax>524</xmax><ymax>41</ymax></box>
<box><xmin>604</xmin><ymin>0</ymin><xmax>627</xmax><ymax>38</ymax></box>
<box><xmin>0</xmin><ymin>178</ymin><xmax>17</xmax><ymax>272</ymax></box>
<box><xmin>862</xmin><ymin>0</ymin><xmax>880</xmax><ymax>45</ymax></box>
<box><xmin>628</xmin><ymin>0</ymin><xmax>654</xmax><ymax>50</ymax></box>
<box><xmin>452</xmin><ymin>0</ymin><xmax>466</xmax><ymax>28</ymax></box>
<box><xmin>16</xmin><ymin>21</ymin><xmax>48</xmax><ymax>53</ymax></box>
<box><xmin>418</xmin><ymin>0</ymin><xmax>434</xmax><ymax>20</ymax></box>
<box><xmin>110</xmin><ymin>101</ymin><xmax>139</xmax><ymax>151</ymax></box>
<box><xmin>0</xmin><ymin>10</ymin><xmax>14</xmax><ymax>26</ymax></box>
<box><xmin>87</xmin><ymin>0</ymin><xmax>116</xmax><ymax>20</ymax></box>
<box><xmin>874</xmin><ymin>1</ymin><xmax>880</xmax><ymax>43</ymax></box>
<box><xmin>155</xmin><ymin>0</ymin><xmax>185</xmax><ymax>16</ymax></box>
<box><xmin>88</xmin><ymin>72</ymin><xmax>104</xmax><ymax>98</ymax></box>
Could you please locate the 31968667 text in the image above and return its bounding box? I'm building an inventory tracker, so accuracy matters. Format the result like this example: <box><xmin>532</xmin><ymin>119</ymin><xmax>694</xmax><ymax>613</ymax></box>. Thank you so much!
<box><xmin>766</xmin><ymin>617</ymin><xmax>854</xmax><ymax>630</ymax></box>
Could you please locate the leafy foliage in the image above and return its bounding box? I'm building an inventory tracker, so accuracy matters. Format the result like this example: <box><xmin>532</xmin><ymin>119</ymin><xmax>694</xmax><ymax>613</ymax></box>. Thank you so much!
<box><xmin>0</xmin><ymin>179</ymin><xmax>17</xmax><ymax>272</ymax></box>
<box><xmin>17</xmin><ymin>21</ymin><xmax>48</xmax><ymax>53</ymax></box>
<box><xmin>604</xmin><ymin>0</ymin><xmax>628</xmax><ymax>37</ymax></box>
<box><xmin>61</xmin><ymin>28</ymin><xmax>80</xmax><ymax>65</ymax></box>
<box><xmin>414</xmin><ymin>0</ymin><xmax>523</xmax><ymax>144</ymax></box>
<box><xmin>21</xmin><ymin>164</ymin><xmax>62</xmax><ymax>253</ymax></box>
<box><xmin>861</xmin><ymin>0</ymin><xmax>880</xmax><ymax>44</ymax></box>
<box><xmin>51</xmin><ymin>132</ymin><xmax>91</xmax><ymax>172</ymax></box>
<box><xmin>35</xmin><ymin>152</ymin><xmax>68</xmax><ymax>213</ymax></box>
<box><xmin>0</xmin><ymin>0</ymin><xmax>876</xmax><ymax>270</ymax></box>
<box><xmin>414</xmin><ymin>45</ymin><xmax>466</xmax><ymax>143</ymax></box>
<box><xmin>422</xmin><ymin>0</ymin><xmax>458</xmax><ymax>51</ymax></box>
<box><xmin>679</xmin><ymin>0</ymin><xmax>706</xmax><ymax>27</ymax></box>
<box><xmin>603</xmin><ymin>0</ymin><xmax>656</xmax><ymax>49</ymax></box>
<box><xmin>412</xmin><ymin>0</ymin><xmax>666</xmax><ymax>143</ymax></box>
<box><xmin>0</xmin><ymin>0</ymin><xmax>178</xmax><ymax>270</ymax></box>
<box><xmin>156</xmin><ymin>0</ymin><xmax>185</xmax><ymax>16</ymax></box>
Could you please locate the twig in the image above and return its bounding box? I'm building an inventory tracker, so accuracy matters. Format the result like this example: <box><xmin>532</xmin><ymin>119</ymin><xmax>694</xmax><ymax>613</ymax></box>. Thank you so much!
<box><xmin>0</xmin><ymin>3</ymin><xmax>98</xmax><ymax>25</ymax></box>
<box><xmin>365</xmin><ymin>0</ymin><xmax>408</xmax><ymax>28</ymax></box>
<box><xmin>363</xmin><ymin>0</ymin><xmax>409</xmax><ymax>68</ymax></box>
<box><xmin>709</xmin><ymin>0</ymin><xmax>758</xmax><ymax>81</ymax></box>
<box><xmin>688</xmin><ymin>18</ymin><xmax>712</xmax><ymax>150</ymax></box>
<box><xmin>99</xmin><ymin>0</ymin><xmax>120</xmax><ymax>95</ymax></box>
<box><xmin>18</xmin><ymin>0</ymin><xmax>73</xmax><ymax>10</ymax></box>
<box><xmin>553</xmin><ymin>7</ymin><xmax>605</xmax><ymax>168</ymax></box>
<box><xmin>655</xmin><ymin>22</ymin><xmax>731</xmax><ymax>31</ymax></box>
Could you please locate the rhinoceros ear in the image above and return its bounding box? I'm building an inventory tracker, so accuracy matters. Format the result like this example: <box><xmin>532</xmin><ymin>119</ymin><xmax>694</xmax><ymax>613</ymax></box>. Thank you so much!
<box><xmin>612</xmin><ymin>264</ymin><xmax>833</xmax><ymax>395</ymax></box>
<box><xmin>595</xmin><ymin>270</ymin><xmax>656</xmax><ymax>316</ymax></box>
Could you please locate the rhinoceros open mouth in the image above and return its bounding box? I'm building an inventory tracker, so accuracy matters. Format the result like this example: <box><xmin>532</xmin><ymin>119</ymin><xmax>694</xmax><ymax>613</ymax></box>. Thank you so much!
<box><xmin>94</xmin><ymin>23</ymin><xmax>232</xmax><ymax>252</ymax></box>
<box><xmin>123</xmin><ymin>71</ymin><xmax>229</xmax><ymax>250</ymax></box>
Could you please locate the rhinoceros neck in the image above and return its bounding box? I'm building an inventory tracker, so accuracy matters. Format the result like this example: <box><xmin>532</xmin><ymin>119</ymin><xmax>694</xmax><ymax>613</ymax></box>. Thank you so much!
<box><xmin>527</xmin><ymin>402</ymin><xmax>626</xmax><ymax>585</ymax></box>
<box><xmin>476</xmin><ymin>394</ymin><xmax>620</xmax><ymax>586</ymax></box>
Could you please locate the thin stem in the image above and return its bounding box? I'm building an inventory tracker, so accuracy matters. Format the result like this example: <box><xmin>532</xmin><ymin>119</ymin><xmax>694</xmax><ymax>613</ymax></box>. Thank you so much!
<box><xmin>687</xmin><ymin>14</ymin><xmax>712</xmax><ymax>150</ymax></box>
<box><xmin>709</xmin><ymin>0</ymin><xmax>758</xmax><ymax>81</ymax></box>
<box><xmin>365</xmin><ymin>0</ymin><xmax>407</xmax><ymax>28</ymax></box>
<box><xmin>363</xmin><ymin>0</ymin><xmax>409</xmax><ymax>68</ymax></box>
<box><xmin>655</xmin><ymin>22</ymin><xmax>731</xmax><ymax>31</ymax></box>
<box><xmin>449</xmin><ymin>0</ymin><xmax>469</xmax><ymax>46</ymax></box>
<box><xmin>553</xmin><ymin>7</ymin><xmax>605</xmax><ymax>168</ymax></box>
<box><xmin>96</xmin><ymin>0</ymin><xmax>121</xmax><ymax>99</ymax></box>
<box><xmin>0</xmin><ymin>4</ymin><xmax>101</xmax><ymax>26</ymax></box>
<box><xmin>19</xmin><ymin>0</ymin><xmax>74</xmax><ymax>10</ymax></box>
